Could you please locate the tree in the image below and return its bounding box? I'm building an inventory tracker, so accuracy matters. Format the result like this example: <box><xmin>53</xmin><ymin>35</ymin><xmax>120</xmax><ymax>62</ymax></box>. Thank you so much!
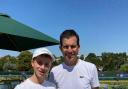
<box><xmin>101</xmin><ymin>52</ymin><xmax>127</xmax><ymax>71</ymax></box>
<box><xmin>85</xmin><ymin>53</ymin><xmax>101</xmax><ymax>67</ymax></box>
<box><xmin>0</xmin><ymin>55</ymin><xmax>17</xmax><ymax>71</ymax></box>
<box><xmin>115</xmin><ymin>52</ymin><xmax>127</xmax><ymax>70</ymax></box>
<box><xmin>17</xmin><ymin>51</ymin><xmax>32</xmax><ymax>71</ymax></box>
<box><xmin>3</xmin><ymin>62</ymin><xmax>17</xmax><ymax>71</ymax></box>
<box><xmin>80</xmin><ymin>54</ymin><xmax>85</xmax><ymax>60</ymax></box>
<box><xmin>119</xmin><ymin>64</ymin><xmax>128</xmax><ymax>72</ymax></box>
<box><xmin>101</xmin><ymin>52</ymin><xmax>115</xmax><ymax>71</ymax></box>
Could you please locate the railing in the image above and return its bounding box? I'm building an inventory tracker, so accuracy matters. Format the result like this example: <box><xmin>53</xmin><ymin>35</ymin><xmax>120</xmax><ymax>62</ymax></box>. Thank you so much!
<box><xmin>0</xmin><ymin>71</ymin><xmax>128</xmax><ymax>89</ymax></box>
<box><xmin>0</xmin><ymin>73</ymin><xmax>31</xmax><ymax>89</ymax></box>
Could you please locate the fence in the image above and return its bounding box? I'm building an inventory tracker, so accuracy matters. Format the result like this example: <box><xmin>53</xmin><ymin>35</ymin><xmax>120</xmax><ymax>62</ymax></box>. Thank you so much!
<box><xmin>0</xmin><ymin>71</ymin><xmax>31</xmax><ymax>89</ymax></box>
<box><xmin>0</xmin><ymin>71</ymin><xmax>128</xmax><ymax>89</ymax></box>
<box><xmin>99</xmin><ymin>71</ymin><xmax>128</xmax><ymax>89</ymax></box>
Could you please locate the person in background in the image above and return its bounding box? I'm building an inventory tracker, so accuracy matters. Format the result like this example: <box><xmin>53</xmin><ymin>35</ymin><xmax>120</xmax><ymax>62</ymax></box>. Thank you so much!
<box><xmin>49</xmin><ymin>29</ymin><xmax>100</xmax><ymax>89</ymax></box>
<box><xmin>14</xmin><ymin>48</ymin><xmax>56</xmax><ymax>89</ymax></box>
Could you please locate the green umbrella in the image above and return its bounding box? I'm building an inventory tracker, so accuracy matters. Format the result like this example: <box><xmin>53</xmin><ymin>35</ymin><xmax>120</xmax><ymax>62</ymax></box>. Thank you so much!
<box><xmin>0</xmin><ymin>13</ymin><xmax>59</xmax><ymax>51</ymax></box>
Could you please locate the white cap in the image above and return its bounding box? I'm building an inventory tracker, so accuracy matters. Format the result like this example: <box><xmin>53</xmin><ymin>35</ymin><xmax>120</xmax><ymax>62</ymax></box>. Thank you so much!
<box><xmin>32</xmin><ymin>48</ymin><xmax>55</xmax><ymax>62</ymax></box>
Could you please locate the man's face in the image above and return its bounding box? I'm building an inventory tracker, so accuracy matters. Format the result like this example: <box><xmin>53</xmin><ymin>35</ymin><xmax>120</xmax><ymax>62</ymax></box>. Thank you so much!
<box><xmin>32</xmin><ymin>55</ymin><xmax>52</xmax><ymax>78</ymax></box>
<box><xmin>60</xmin><ymin>36</ymin><xmax>80</xmax><ymax>66</ymax></box>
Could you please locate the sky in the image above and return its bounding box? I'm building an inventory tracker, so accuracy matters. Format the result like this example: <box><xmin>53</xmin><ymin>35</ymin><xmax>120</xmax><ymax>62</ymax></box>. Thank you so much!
<box><xmin>0</xmin><ymin>0</ymin><xmax>128</xmax><ymax>57</ymax></box>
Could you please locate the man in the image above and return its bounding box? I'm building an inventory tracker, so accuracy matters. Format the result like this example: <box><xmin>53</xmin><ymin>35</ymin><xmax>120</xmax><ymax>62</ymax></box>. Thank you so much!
<box><xmin>15</xmin><ymin>48</ymin><xmax>56</xmax><ymax>89</ymax></box>
<box><xmin>49</xmin><ymin>29</ymin><xmax>100</xmax><ymax>89</ymax></box>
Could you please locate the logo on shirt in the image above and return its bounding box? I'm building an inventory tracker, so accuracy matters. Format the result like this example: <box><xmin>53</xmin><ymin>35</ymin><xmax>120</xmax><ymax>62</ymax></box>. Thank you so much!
<box><xmin>80</xmin><ymin>76</ymin><xmax>84</xmax><ymax>78</ymax></box>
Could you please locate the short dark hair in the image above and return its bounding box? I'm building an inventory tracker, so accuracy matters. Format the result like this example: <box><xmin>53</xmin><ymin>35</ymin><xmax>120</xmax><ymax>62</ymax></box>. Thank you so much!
<box><xmin>60</xmin><ymin>29</ymin><xmax>80</xmax><ymax>46</ymax></box>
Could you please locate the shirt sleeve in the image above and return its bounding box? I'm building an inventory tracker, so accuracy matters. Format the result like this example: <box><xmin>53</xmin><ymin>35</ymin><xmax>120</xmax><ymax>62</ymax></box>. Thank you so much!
<box><xmin>14</xmin><ymin>85</ymin><xmax>20</xmax><ymax>89</ymax></box>
<box><xmin>91</xmin><ymin>65</ymin><xmax>100</xmax><ymax>88</ymax></box>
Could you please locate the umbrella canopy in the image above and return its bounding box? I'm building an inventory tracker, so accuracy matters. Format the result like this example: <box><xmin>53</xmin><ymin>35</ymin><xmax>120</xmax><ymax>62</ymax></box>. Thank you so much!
<box><xmin>0</xmin><ymin>13</ymin><xmax>59</xmax><ymax>51</ymax></box>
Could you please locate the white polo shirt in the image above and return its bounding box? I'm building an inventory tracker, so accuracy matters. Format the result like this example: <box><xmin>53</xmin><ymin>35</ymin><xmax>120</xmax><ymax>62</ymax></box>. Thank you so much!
<box><xmin>49</xmin><ymin>59</ymin><xmax>100</xmax><ymax>89</ymax></box>
<box><xmin>14</xmin><ymin>79</ymin><xmax>56</xmax><ymax>89</ymax></box>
